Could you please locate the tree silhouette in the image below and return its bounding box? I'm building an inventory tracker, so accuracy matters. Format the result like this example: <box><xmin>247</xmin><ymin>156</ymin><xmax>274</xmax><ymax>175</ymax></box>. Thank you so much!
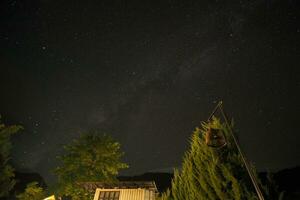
<box><xmin>54</xmin><ymin>132</ymin><xmax>128</xmax><ymax>200</ymax></box>
<box><xmin>0</xmin><ymin>117</ymin><xmax>23</xmax><ymax>198</ymax></box>
<box><xmin>161</xmin><ymin>117</ymin><xmax>265</xmax><ymax>200</ymax></box>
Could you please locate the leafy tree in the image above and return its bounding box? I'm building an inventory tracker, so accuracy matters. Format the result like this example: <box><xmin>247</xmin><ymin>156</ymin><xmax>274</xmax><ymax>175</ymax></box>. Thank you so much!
<box><xmin>16</xmin><ymin>182</ymin><xmax>45</xmax><ymax>200</ymax></box>
<box><xmin>54</xmin><ymin>132</ymin><xmax>128</xmax><ymax>200</ymax></box>
<box><xmin>0</xmin><ymin>117</ymin><xmax>23</xmax><ymax>197</ymax></box>
<box><xmin>164</xmin><ymin>117</ymin><xmax>266</xmax><ymax>200</ymax></box>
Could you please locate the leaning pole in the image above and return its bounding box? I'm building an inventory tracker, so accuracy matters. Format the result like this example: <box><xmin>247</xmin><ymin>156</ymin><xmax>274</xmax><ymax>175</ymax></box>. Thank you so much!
<box><xmin>207</xmin><ymin>101</ymin><xmax>265</xmax><ymax>200</ymax></box>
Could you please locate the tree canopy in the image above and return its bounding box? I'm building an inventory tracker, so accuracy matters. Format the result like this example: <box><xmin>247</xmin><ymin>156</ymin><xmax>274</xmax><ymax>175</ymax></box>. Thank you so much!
<box><xmin>160</xmin><ymin>117</ymin><xmax>266</xmax><ymax>200</ymax></box>
<box><xmin>0</xmin><ymin>117</ymin><xmax>23</xmax><ymax>197</ymax></box>
<box><xmin>16</xmin><ymin>182</ymin><xmax>46</xmax><ymax>200</ymax></box>
<box><xmin>54</xmin><ymin>132</ymin><xmax>128</xmax><ymax>200</ymax></box>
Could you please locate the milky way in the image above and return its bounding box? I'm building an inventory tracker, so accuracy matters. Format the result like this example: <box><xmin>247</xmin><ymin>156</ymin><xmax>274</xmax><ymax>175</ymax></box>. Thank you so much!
<box><xmin>0</xmin><ymin>0</ymin><xmax>299</xmax><ymax>183</ymax></box>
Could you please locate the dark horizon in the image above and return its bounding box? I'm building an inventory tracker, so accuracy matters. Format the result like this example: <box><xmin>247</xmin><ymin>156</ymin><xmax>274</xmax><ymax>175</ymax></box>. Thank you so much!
<box><xmin>0</xmin><ymin>0</ymin><xmax>299</xmax><ymax>184</ymax></box>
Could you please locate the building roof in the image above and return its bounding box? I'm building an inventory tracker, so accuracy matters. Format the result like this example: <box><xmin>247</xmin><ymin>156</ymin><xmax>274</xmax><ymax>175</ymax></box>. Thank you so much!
<box><xmin>79</xmin><ymin>181</ymin><xmax>158</xmax><ymax>192</ymax></box>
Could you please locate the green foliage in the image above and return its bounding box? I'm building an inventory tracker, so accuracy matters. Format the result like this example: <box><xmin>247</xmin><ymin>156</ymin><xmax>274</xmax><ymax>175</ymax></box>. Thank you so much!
<box><xmin>16</xmin><ymin>182</ymin><xmax>45</xmax><ymax>200</ymax></box>
<box><xmin>54</xmin><ymin>132</ymin><xmax>128</xmax><ymax>200</ymax></box>
<box><xmin>262</xmin><ymin>172</ymin><xmax>284</xmax><ymax>200</ymax></box>
<box><xmin>157</xmin><ymin>189</ymin><xmax>173</xmax><ymax>200</ymax></box>
<box><xmin>0</xmin><ymin>117</ymin><xmax>23</xmax><ymax>197</ymax></box>
<box><xmin>165</xmin><ymin>117</ymin><xmax>264</xmax><ymax>200</ymax></box>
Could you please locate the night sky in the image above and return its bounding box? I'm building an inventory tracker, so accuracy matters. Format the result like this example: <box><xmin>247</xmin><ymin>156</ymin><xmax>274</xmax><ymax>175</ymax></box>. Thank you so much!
<box><xmin>0</xmin><ymin>0</ymin><xmax>299</xmax><ymax>184</ymax></box>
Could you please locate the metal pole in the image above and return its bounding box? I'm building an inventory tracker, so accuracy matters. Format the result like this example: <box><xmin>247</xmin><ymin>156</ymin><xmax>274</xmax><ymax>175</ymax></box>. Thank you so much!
<box><xmin>208</xmin><ymin>101</ymin><xmax>265</xmax><ymax>200</ymax></box>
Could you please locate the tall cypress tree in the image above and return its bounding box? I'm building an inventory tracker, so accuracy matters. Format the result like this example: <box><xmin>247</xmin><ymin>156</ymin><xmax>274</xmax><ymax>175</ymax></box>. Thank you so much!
<box><xmin>163</xmin><ymin>117</ymin><xmax>265</xmax><ymax>200</ymax></box>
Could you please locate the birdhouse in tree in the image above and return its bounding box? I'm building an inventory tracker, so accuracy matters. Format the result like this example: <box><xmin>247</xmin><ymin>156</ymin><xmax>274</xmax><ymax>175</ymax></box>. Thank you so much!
<box><xmin>205</xmin><ymin>127</ymin><xmax>227</xmax><ymax>148</ymax></box>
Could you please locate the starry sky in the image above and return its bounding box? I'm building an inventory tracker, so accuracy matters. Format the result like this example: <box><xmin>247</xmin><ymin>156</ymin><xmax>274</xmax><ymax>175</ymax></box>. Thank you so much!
<box><xmin>0</xmin><ymin>0</ymin><xmax>299</xmax><ymax>184</ymax></box>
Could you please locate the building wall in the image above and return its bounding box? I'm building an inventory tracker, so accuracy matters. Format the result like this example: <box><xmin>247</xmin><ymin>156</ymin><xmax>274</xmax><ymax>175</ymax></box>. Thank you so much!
<box><xmin>43</xmin><ymin>195</ymin><xmax>56</xmax><ymax>200</ymax></box>
<box><xmin>93</xmin><ymin>188</ymin><xmax>155</xmax><ymax>200</ymax></box>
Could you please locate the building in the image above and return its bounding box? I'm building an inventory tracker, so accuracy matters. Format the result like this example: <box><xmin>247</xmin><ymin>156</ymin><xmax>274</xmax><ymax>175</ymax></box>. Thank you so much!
<box><xmin>81</xmin><ymin>181</ymin><xmax>158</xmax><ymax>200</ymax></box>
<box><xmin>43</xmin><ymin>195</ymin><xmax>56</xmax><ymax>200</ymax></box>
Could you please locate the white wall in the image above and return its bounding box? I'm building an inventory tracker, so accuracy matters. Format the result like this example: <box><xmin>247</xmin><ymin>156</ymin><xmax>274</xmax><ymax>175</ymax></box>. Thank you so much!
<box><xmin>93</xmin><ymin>188</ymin><xmax>155</xmax><ymax>200</ymax></box>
